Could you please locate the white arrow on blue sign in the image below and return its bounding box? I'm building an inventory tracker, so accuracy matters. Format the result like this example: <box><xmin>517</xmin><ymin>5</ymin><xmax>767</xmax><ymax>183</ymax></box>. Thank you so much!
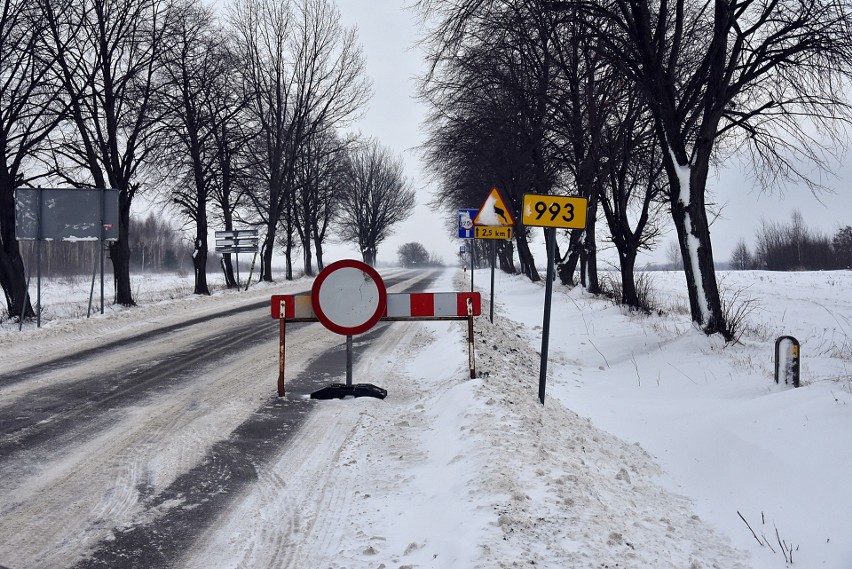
<box><xmin>458</xmin><ymin>208</ymin><xmax>478</xmax><ymax>239</ymax></box>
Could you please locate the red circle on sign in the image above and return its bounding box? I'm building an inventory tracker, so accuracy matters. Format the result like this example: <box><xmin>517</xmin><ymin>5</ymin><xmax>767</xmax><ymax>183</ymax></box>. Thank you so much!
<box><xmin>311</xmin><ymin>259</ymin><xmax>387</xmax><ymax>336</ymax></box>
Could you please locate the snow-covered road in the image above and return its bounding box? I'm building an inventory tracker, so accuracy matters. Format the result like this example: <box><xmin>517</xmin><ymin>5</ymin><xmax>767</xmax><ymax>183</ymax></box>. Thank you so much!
<box><xmin>2</xmin><ymin>267</ymin><xmax>850</xmax><ymax>568</ymax></box>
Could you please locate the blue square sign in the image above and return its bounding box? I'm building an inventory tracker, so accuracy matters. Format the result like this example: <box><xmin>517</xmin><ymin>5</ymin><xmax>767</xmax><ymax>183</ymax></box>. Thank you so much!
<box><xmin>458</xmin><ymin>208</ymin><xmax>478</xmax><ymax>239</ymax></box>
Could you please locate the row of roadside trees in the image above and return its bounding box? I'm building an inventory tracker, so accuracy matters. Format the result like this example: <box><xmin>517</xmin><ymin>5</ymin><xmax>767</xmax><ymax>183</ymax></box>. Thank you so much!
<box><xmin>0</xmin><ymin>0</ymin><xmax>416</xmax><ymax>321</ymax></box>
<box><xmin>730</xmin><ymin>212</ymin><xmax>852</xmax><ymax>270</ymax></box>
<box><xmin>416</xmin><ymin>0</ymin><xmax>852</xmax><ymax>339</ymax></box>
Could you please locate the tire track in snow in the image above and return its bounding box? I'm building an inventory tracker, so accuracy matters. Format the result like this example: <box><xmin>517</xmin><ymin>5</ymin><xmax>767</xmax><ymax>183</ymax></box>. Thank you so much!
<box><xmin>181</xmin><ymin>320</ymin><xmax>429</xmax><ymax>569</ymax></box>
<box><xmin>47</xmin><ymin>271</ymin><xmax>440</xmax><ymax>568</ymax></box>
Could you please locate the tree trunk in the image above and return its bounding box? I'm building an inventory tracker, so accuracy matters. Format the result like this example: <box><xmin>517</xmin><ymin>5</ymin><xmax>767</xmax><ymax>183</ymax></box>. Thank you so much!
<box><xmin>0</xmin><ymin>178</ymin><xmax>34</xmax><ymax>319</ymax></box>
<box><xmin>193</xmin><ymin>195</ymin><xmax>210</xmax><ymax>295</ymax></box>
<box><xmin>220</xmin><ymin>254</ymin><xmax>237</xmax><ymax>288</ymax></box>
<box><xmin>0</xmin><ymin>247</ymin><xmax>34</xmax><ymax>320</ymax></box>
<box><xmin>261</xmin><ymin>206</ymin><xmax>279</xmax><ymax>282</ymax></box>
<box><xmin>314</xmin><ymin>235</ymin><xmax>325</xmax><ymax>272</ymax></box>
<box><xmin>360</xmin><ymin>244</ymin><xmax>376</xmax><ymax>266</ymax></box>
<box><xmin>670</xmin><ymin>188</ymin><xmax>727</xmax><ymax>336</ymax></box>
<box><xmin>285</xmin><ymin>235</ymin><xmax>293</xmax><ymax>280</ymax></box>
<box><xmin>583</xmin><ymin>196</ymin><xmax>600</xmax><ymax>294</ymax></box>
<box><xmin>109</xmin><ymin>193</ymin><xmax>135</xmax><ymax>306</ymax></box>
<box><xmin>497</xmin><ymin>241</ymin><xmax>514</xmax><ymax>272</ymax></box>
<box><xmin>557</xmin><ymin>228</ymin><xmax>584</xmax><ymax>286</ymax></box>
<box><xmin>303</xmin><ymin>238</ymin><xmax>313</xmax><ymax>277</ymax></box>
<box><xmin>619</xmin><ymin>249</ymin><xmax>639</xmax><ymax>309</ymax></box>
<box><xmin>193</xmin><ymin>237</ymin><xmax>209</xmax><ymax>295</ymax></box>
<box><xmin>515</xmin><ymin>234</ymin><xmax>540</xmax><ymax>282</ymax></box>
<box><xmin>663</xmin><ymin>140</ymin><xmax>728</xmax><ymax>337</ymax></box>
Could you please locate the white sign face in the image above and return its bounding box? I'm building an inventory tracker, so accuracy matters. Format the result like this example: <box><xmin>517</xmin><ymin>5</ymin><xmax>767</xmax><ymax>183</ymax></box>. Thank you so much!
<box><xmin>316</xmin><ymin>267</ymin><xmax>382</xmax><ymax>328</ymax></box>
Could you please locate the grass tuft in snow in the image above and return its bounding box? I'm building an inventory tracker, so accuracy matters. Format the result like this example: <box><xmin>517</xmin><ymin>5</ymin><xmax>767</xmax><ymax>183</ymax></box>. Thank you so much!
<box><xmin>719</xmin><ymin>279</ymin><xmax>762</xmax><ymax>345</ymax></box>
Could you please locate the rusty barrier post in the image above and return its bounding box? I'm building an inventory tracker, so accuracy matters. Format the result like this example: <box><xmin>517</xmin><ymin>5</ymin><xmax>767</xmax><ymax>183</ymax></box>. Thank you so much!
<box><xmin>467</xmin><ymin>297</ymin><xmax>476</xmax><ymax>379</ymax></box>
<box><xmin>278</xmin><ymin>299</ymin><xmax>286</xmax><ymax>396</ymax></box>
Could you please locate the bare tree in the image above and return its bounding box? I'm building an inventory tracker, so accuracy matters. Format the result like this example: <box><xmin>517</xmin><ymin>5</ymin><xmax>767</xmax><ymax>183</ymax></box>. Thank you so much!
<box><xmin>229</xmin><ymin>0</ymin><xmax>369</xmax><ymax>281</ymax></box>
<box><xmin>754</xmin><ymin>211</ymin><xmax>835</xmax><ymax>270</ymax></box>
<box><xmin>398</xmin><ymin>242</ymin><xmax>430</xmax><ymax>268</ymax></box>
<box><xmin>729</xmin><ymin>238</ymin><xmax>753</xmax><ymax>270</ymax></box>
<box><xmin>292</xmin><ymin>128</ymin><xmax>350</xmax><ymax>275</ymax></box>
<box><xmin>419</xmin><ymin>0</ymin><xmax>574</xmax><ymax>282</ymax></box>
<box><xmin>833</xmin><ymin>226</ymin><xmax>852</xmax><ymax>269</ymax></box>
<box><xmin>665</xmin><ymin>240</ymin><xmax>683</xmax><ymax>270</ymax></box>
<box><xmin>0</xmin><ymin>0</ymin><xmax>68</xmax><ymax>319</ymax></box>
<box><xmin>153</xmin><ymin>0</ymin><xmax>237</xmax><ymax>294</ymax></box>
<box><xmin>597</xmin><ymin>91</ymin><xmax>667</xmax><ymax>307</ymax></box>
<box><xmin>39</xmin><ymin>0</ymin><xmax>177</xmax><ymax>306</ymax></box>
<box><xmin>579</xmin><ymin>0</ymin><xmax>852</xmax><ymax>337</ymax></box>
<box><xmin>336</xmin><ymin>140</ymin><xmax>415</xmax><ymax>266</ymax></box>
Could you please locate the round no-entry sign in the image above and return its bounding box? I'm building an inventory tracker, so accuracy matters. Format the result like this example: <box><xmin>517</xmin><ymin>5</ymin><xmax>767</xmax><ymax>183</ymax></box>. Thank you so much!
<box><xmin>311</xmin><ymin>259</ymin><xmax>387</xmax><ymax>336</ymax></box>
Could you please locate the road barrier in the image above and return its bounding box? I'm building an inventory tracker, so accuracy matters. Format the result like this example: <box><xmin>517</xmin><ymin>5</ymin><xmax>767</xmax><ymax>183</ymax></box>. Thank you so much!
<box><xmin>271</xmin><ymin>261</ymin><xmax>481</xmax><ymax>399</ymax></box>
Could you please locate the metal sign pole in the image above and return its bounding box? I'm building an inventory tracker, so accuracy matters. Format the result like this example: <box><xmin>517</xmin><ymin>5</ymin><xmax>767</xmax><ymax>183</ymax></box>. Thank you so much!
<box><xmin>538</xmin><ymin>227</ymin><xmax>557</xmax><ymax>404</ymax></box>
<box><xmin>99</xmin><ymin>187</ymin><xmax>105</xmax><ymax>315</ymax></box>
<box><xmin>87</xmin><ymin>247</ymin><xmax>97</xmax><ymax>318</ymax></box>
<box><xmin>346</xmin><ymin>335</ymin><xmax>354</xmax><ymax>387</ymax></box>
<box><xmin>490</xmin><ymin>240</ymin><xmax>496</xmax><ymax>323</ymax></box>
<box><xmin>36</xmin><ymin>189</ymin><xmax>42</xmax><ymax>328</ymax></box>
<box><xmin>470</xmin><ymin>240</ymin><xmax>475</xmax><ymax>292</ymax></box>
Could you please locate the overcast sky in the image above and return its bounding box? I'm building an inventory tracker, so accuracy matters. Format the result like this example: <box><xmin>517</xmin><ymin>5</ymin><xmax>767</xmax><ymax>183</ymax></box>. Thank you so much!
<box><xmin>334</xmin><ymin>1</ymin><xmax>458</xmax><ymax>266</ymax></box>
<box><xmin>304</xmin><ymin>1</ymin><xmax>852</xmax><ymax>268</ymax></box>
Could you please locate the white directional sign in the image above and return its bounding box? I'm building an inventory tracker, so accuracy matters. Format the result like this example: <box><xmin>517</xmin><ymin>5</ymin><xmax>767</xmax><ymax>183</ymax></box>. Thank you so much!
<box><xmin>214</xmin><ymin>229</ymin><xmax>258</xmax><ymax>253</ymax></box>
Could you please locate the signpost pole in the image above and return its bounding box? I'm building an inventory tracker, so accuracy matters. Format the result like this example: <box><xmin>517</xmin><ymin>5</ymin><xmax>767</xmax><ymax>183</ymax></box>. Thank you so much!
<box><xmin>521</xmin><ymin>193</ymin><xmax>588</xmax><ymax>404</ymax></box>
<box><xmin>490</xmin><ymin>240</ymin><xmax>496</xmax><ymax>323</ymax></box>
<box><xmin>470</xmin><ymin>241</ymin><xmax>475</xmax><ymax>292</ymax></box>
<box><xmin>235</xmin><ymin>252</ymin><xmax>240</xmax><ymax>287</ymax></box>
<box><xmin>346</xmin><ymin>335</ymin><xmax>354</xmax><ymax>387</ymax></box>
<box><xmin>99</xmin><ymin>187</ymin><xmax>105</xmax><ymax>315</ymax></box>
<box><xmin>36</xmin><ymin>189</ymin><xmax>42</xmax><ymax>328</ymax></box>
<box><xmin>87</xmin><ymin>251</ymin><xmax>97</xmax><ymax>318</ymax></box>
<box><xmin>538</xmin><ymin>227</ymin><xmax>557</xmax><ymax>405</ymax></box>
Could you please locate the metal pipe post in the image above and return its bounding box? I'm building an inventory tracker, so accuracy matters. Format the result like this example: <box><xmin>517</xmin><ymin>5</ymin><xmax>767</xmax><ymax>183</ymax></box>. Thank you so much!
<box><xmin>467</xmin><ymin>298</ymin><xmax>476</xmax><ymax>379</ymax></box>
<box><xmin>490</xmin><ymin>240</ymin><xmax>496</xmax><ymax>322</ymax></box>
<box><xmin>538</xmin><ymin>227</ymin><xmax>557</xmax><ymax>404</ymax></box>
<box><xmin>346</xmin><ymin>335</ymin><xmax>354</xmax><ymax>387</ymax></box>
<box><xmin>277</xmin><ymin>299</ymin><xmax>286</xmax><ymax>396</ymax></box>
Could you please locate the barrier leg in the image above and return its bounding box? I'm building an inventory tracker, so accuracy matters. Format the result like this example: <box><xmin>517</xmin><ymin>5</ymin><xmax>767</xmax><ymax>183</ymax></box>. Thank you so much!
<box><xmin>467</xmin><ymin>298</ymin><xmax>476</xmax><ymax>379</ymax></box>
<box><xmin>277</xmin><ymin>300</ymin><xmax>286</xmax><ymax>396</ymax></box>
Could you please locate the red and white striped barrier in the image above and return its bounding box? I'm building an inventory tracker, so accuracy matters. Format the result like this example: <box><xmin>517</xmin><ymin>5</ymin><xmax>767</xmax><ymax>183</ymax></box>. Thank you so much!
<box><xmin>271</xmin><ymin>290</ymin><xmax>481</xmax><ymax>396</ymax></box>
<box><xmin>270</xmin><ymin>292</ymin><xmax>481</xmax><ymax>320</ymax></box>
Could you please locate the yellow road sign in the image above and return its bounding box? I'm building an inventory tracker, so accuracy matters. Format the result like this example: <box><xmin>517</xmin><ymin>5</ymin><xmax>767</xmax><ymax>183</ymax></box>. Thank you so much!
<box><xmin>474</xmin><ymin>187</ymin><xmax>515</xmax><ymax>227</ymax></box>
<box><xmin>474</xmin><ymin>226</ymin><xmax>513</xmax><ymax>240</ymax></box>
<box><xmin>522</xmin><ymin>194</ymin><xmax>588</xmax><ymax>229</ymax></box>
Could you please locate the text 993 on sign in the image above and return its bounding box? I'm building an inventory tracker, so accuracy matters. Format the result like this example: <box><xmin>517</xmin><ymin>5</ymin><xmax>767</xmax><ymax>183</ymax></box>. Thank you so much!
<box><xmin>522</xmin><ymin>194</ymin><xmax>588</xmax><ymax>229</ymax></box>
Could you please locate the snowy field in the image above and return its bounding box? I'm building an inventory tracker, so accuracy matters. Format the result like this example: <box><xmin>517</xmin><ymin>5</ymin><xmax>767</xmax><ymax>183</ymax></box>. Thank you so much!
<box><xmin>1</xmin><ymin>267</ymin><xmax>851</xmax><ymax>568</ymax></box>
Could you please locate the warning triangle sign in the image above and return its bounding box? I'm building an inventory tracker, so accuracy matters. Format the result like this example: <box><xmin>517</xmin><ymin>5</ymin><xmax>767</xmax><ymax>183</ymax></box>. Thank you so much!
<box><xmin>473</xmin><ymin>187</ymin><xmax>515</xmax><ymax>227</ymax></box>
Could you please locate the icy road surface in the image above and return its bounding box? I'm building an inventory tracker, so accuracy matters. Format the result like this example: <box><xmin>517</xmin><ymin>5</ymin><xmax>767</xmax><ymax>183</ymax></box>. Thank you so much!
<box><xmin>3</xmin><ymin>267</ymin><xmax>850</xmax><ymax>567</ymax></box>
